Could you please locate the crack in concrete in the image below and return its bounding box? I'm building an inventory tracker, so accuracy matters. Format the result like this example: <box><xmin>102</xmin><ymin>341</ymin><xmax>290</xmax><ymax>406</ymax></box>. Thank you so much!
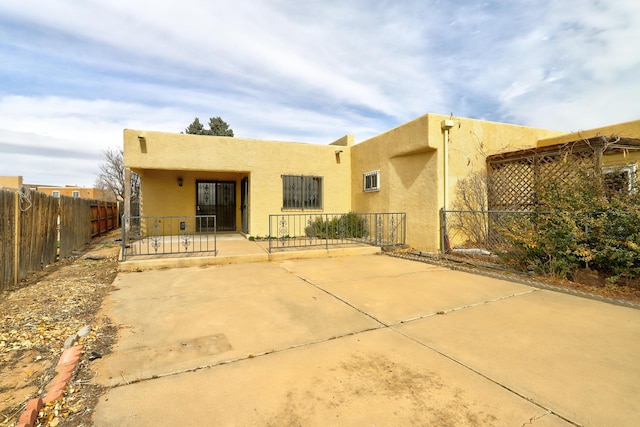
<box><xmin>102</xmin><ymin>265</ymin><xmax>581</xmax><ymax>427</ymax></box>
<box><xmin>521</xmin><ymin>410</ymin><xmax>552</xmax><ymax>426</ymax></box>
<box><xmin>390</xmin><ymin>328</ymin><xmax>581</xmax><ymax>426</ymax></box>
<box><xmin>105</xmin><ymin>270</ymin><xmax>543</xmax><ymax>390</ymax></box>
<box><xmin>279</xmin><ymin>262</ymin><xmax>444</xmax><ymax>285</ymax></box>
<box><xmin>293</xmin><ymin>273</ymin><xmax>390</xmax><ymax>327</ymax></box>
<box><xmin>104</xmin><ymin>324</ymin><xmax>386</xmax><ymax>390</ymax></box>
<box><xmin>389</xmin><ymin>288</ymin><xmax>539</xmax><ymax>326</ymax></box>
<box><xmin>388</xmin><ymin>252</ymin><xmax>640</xmax><ymax>310</ymax></box>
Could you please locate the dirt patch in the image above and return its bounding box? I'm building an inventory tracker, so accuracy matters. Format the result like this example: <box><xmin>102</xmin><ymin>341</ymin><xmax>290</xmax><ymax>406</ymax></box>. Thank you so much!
<box><xmin>266</xmin><ymin>353</ymin><xmax>498</xmax><ymax>426</ymax></box>
<box><xmin>0</xmin><ymin>232</ymin><xmax>120</xmax><ymax>426</ymax></box>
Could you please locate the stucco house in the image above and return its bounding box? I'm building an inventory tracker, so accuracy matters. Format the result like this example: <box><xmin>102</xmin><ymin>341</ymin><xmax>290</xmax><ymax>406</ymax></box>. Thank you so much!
<box><xmin>36</xmin><ymin>185</ymin><xmax>112</xmax><ymax>200</ymax></box>
<box><xmin>123</xmin><ymin>113</ymin><xmax>639</xmax><ymax>253</ymax></box>
<box><xmin>0</xmin><ymin>176</ymin><xmax>112</xmax><ymax>200</ymax></box>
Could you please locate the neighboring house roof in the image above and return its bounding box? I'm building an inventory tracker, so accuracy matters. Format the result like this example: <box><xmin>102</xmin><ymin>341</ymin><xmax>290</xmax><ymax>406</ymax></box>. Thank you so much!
<box><xmin>486</xmin><ymin>120</ymin><xmax>640</xmax><ymax>210</ymax></box>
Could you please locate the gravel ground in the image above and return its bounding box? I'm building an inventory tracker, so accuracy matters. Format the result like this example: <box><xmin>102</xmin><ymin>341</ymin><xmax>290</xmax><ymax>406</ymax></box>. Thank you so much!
<box><xmin>0</xmin><ymin>233</ymin><xmax>120</xmax><ymax>427</ymax></box>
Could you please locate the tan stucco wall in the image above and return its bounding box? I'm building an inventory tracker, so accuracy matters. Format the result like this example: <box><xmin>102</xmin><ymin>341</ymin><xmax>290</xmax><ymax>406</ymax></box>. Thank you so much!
<box><xmin>37</xmin><ymin>186</ymin><xmax>109</xmax><ymax>200</ymax></box>
<box><xmin>537</xmin><ymin>120</ymin><xmax>640</xmax><ymax>171</ymax></box>
<box><xmin>602</xmin><ymin>152</ymin><xmax>640</xmax><ymax>169</ymax></box>
<box><xmin>124</xmin><ymin>130</ymin><xmax>352</xmax><ymax>237</ymax></box>
<box><xmin>351</xmin><ymin>115</ymin><xmax>438</xmax><ymax>252</ymax></box>
<box><xmin>351</xmin><ymin>113</ymin><xmax>564</xmax><ymax>252</ymax></box>
<box><xmin>537</xmin><ymin>120</ymin><xmax>640</xmax><ymax>147</ymax></box>
<box><xmin>0</xmin><ymin>176</ymin><xmax>23</xmax><ymax>189</ymax></box>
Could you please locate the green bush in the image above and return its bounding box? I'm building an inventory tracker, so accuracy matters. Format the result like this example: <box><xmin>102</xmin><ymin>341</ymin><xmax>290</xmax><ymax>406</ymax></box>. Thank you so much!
<box><xmin>305</xmin><ymin>212</ymin><xmax>368</xmax><ymax>239</ymax></box>
<box><xmin>590</xmin><ymin>200</ymin><xmax>640</xmax><ymax>281</ymax></box>
<box><xmin>496</xmin><ymin>167</ymin><xmax>640</xmax><ymax>281</ymax></box>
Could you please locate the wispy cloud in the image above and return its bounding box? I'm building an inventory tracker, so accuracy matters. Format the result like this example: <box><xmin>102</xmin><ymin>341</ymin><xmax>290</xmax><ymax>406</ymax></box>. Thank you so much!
<box><xmin>0</xmin><ymin>0</ymin><xmax>638</xmax><ymax>185</ymax></box>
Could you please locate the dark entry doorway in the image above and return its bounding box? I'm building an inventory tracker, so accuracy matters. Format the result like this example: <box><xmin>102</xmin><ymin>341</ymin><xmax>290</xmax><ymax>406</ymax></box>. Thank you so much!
<box><xmin>196</xmin><ymin>181</ymin><xmax>236</xmax><ymax>231</ymax></box>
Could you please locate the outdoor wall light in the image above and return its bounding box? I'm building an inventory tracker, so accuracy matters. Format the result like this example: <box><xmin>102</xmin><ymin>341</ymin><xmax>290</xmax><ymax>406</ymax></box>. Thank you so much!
<box><xmin>177</xmin><ymin>177</ymin><xmax>183</xmax><ymax>187</ymax></box>
<box><xmin>138</xmin><ymin>136</ymin><xmax>145</xmax><ymax>142</ymax></box>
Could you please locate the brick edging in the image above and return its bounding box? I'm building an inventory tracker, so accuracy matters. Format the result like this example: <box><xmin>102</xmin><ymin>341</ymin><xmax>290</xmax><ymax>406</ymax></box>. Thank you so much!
<box><xmin>16</xmin><ymin>345</ymin><xmax>83</xmax><ymax>427</ymax></box>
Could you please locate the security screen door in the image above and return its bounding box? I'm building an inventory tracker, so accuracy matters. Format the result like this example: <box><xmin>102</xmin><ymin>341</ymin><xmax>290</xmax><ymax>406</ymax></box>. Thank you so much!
<box><xmin>241</xmin><ymin>177</ymin><xmax>248</xmax><ymax>234</ymax></box>
<box><xmin>196</xmin><ymin>181</ymin><xmax>236</xmax><ymax>231</ymax></box>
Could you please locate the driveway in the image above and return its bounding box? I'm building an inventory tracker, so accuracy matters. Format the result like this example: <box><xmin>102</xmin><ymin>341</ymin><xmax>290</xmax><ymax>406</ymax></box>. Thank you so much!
<box><xmin>93</xmin><ymin>254</ymin><xmax>640</xmax><ymax>426</ymax></box>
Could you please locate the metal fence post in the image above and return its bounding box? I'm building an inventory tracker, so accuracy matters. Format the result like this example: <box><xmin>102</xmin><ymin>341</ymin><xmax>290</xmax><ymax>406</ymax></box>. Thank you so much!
<box><xmin>268</xmin><ymin>215</ymin><xmax>273</xmax><ymax>253</ymax></box>
<box><xmin>374</xmin><ymin>213</ymin><xmax>379</xmax><ymax>245</ymax></box>
<box><xmin>403</xmin><ymin>213</ymin><xmax>407</xmax><ymax>246</ymax></box>
<box><xmin>325</xmin><ymin>214</ymin><xmax>329</xmax><ymax>249</ymax></box>
<box><xmin>440</xmin><ymin>208</ymin><xmax>446</xmax><ymax>256</ymax></box>
<box><xmin>121</xmin><ymin>214</ymin><xmax>126</xmax><ymax>261</ymax></box>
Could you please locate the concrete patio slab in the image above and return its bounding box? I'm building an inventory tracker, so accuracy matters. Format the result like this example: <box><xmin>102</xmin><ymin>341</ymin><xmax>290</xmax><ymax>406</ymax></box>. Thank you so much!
<box><xmin>395</xmin><ymin>289</ymin><xmax>640</xmax><ymax>426</ymax></box>
<box><xmin>93</xmin><ymin>254</ymin><xmax>640</xmax><ymax>426</ymax></box>
<box><xmin>282</xmin><ymin>256</ymin><xmax>536</xmax><ymax>324</ymax></box>
<box><xmin>279</xmin><ymin>253</ymin><xmax>441</xmax><ymax>283</ymax></box>
<box><xmin>94</xmin><ymin>263</ymin><xmax>382</xmax><ymax>387</ymax></box>
<box><xmin>94</xmin><ymin>328</ymin><xmax>571</xmax><ymax>426</ymax></box>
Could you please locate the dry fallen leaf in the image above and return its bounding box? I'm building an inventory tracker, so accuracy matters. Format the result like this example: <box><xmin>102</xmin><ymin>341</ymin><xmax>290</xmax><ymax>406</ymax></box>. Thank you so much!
<box><xmin>0</xmin><ymin>232</ymin><xmax>121</xmax><ymax>426</ymax></box>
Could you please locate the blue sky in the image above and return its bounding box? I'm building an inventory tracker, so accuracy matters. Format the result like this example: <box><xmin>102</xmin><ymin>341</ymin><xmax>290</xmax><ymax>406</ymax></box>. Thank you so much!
<box><xmin>1</xmin><ymin>0</ymin><xmax>639</xmax><ymax>186</ymax></box>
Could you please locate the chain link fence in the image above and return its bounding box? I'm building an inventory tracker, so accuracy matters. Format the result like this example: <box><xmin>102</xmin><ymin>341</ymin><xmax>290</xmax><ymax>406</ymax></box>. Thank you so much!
<box><xmin>440</xmin><ymin>209</ymin><xmax>546</xmax><ymax>255</ymax></box>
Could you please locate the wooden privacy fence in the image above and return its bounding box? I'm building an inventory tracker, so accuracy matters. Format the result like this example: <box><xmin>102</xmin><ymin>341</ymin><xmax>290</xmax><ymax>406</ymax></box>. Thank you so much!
<box><xmin>59</xmin><ymin>196</ymin><xmax>92</xmax><ymax>259</ymax></box>
<box><xmin>0</xmin><ymin>190</ymin><xmax>16</xmax><ymax>289</ymax></box>
<box><xmin>0</xmin><ymin>188</ymin><xmax>119</xmax><ymax>292</ymax></box>
<box><xmin>18</xmin><ymin>190</ymin><xmax>59</xmax><ymax>284</ymax></box>
<box><xmin>91</xmin><ymin>200</ymin><xmax>118</xmax><ymax>238</ymax></box>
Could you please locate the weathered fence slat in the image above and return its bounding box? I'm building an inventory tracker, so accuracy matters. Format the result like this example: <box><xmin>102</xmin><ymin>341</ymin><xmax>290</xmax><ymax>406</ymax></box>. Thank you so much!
<box><xmin>0</xmin><ymin>190</ymin><xmax>16</xmax><ymax>290</ymax></box>
<box><xmin>0</xmin><ymin>187</ymin><xmax>119</xmax><ymax>292</ymax></box>
<box><xmin>59</xmin><ymin>196</ymin><xmax>93</xmax><ymax>258</ymax></box>
<box><xmin>18</xmin><ymin>190</ymin><xmax>58</xmax><ymax>282</ymax></box>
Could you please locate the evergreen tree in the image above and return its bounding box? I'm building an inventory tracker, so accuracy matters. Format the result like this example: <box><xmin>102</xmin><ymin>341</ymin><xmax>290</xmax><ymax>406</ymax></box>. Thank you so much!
<box><xmin>208</xmin><ymin>116</ymin><xmax>234</xmax><ymax>136</ymax></box>
<box><xmin>184</xmin><ymin>116</ymin><xmax>234</xmax><ymax>136</ymax></box>
<box><xmin>184</xmin><ymin>117</ymin><xmax>206</xmax><ymax>134</ymax></box>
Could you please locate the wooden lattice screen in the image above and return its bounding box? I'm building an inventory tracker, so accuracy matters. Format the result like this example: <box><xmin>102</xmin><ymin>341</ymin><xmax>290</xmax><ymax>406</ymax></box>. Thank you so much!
<box><xmin>487</xmin><ymin>142</ymin><xmax>601</xmax><ymax>210</ymax></box>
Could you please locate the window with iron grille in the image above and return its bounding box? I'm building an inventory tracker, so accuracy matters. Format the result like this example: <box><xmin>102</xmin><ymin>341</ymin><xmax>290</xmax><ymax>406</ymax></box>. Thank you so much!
<box><xmin>282</xmin><ymin>175</ymin><xmax>323</xmax><ymax>210</ymax></box>
<box><xmin>363</xmin><ymin>170</ymin><xmax>380</xmax><ymax>192</ymax></box>
<box><xmin>72</xmin><ymin>190</ymin><xmax>80</xmax><ymax>198</ymax></box>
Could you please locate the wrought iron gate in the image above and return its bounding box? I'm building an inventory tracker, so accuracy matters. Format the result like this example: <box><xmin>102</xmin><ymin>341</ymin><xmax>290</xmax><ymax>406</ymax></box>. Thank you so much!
<box><xmin>196</xmin><ymin>181</ymin><xmax>236</xmax><ymax>231</ymax></box>
<box><xmin>241</xmin><ymin>177</ymin><xmax>248</xmax><ymax>234</ymax></box>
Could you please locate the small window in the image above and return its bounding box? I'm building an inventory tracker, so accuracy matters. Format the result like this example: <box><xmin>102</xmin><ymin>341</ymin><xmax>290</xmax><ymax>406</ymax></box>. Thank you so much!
<box><xmin>282</xmin><ymin>175</ymin><xmax>323</xmax><ymax>210</ymax></box>
<box><xmin>604</xmin><ymin>165</ymin><xmax>636</xmax><ymax>195</ymax></box>
<box><xmin>52</xmin><ymin>191</ymin><xmax>60</xmax><ymax>198</ymax></box>
<box><xmin>72</xmin><ymin>191</ymin><xmax>80</xmax><ymax>198</ymax></box>
<box><xmin>364</xmin><ymin>170</ymin><xmax>380</xmax><ymax>192</ymax></box>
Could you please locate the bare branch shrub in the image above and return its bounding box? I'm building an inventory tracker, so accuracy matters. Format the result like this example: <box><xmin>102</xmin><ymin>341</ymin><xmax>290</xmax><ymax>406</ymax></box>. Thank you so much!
<box><xmin>95</xmin><ymin>147</ymin><xmax>140</xmax><ymax>202</ymax></box>
<box><xmin>449</xmin><ymin>171</ymin><xmax>490</xmax><ymax>247</ymax></box>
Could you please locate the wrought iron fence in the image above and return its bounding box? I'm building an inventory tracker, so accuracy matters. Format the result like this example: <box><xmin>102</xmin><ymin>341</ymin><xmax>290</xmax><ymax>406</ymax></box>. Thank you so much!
<box><xmin>268</xmin><ymin>212</ymin><xmax>406</xmax><ymax>252</ymax></box>
<box><xmin>121</xmin><ymin>215</ymin><xmax>217</xmax><ymax>261</ymax></box>
<box><xmin>440</xmin><ymin>209</ymin><xmax>550</xmax><ymax>255</ymax></box>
